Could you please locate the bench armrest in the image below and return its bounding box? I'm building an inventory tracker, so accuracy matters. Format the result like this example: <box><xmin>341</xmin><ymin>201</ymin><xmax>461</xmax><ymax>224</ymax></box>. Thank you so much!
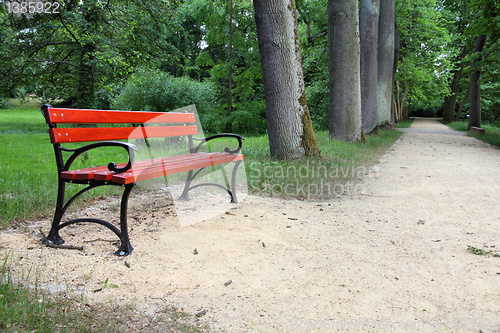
<box><xmin>60</xmin><ymin>141</ymin><xmax>138</xmax><ymax>174</ymax></box>
<box><xmin>193</xmin><ymin>133</ymin><xmax>244</xmax><ymax>154</ymax></box>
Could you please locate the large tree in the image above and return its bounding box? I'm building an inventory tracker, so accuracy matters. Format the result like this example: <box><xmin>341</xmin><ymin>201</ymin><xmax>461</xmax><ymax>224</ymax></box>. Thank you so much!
<box><xmin>441</xmin><ymin>0</ymin><xmax>499</xmax><ymax>124</ymax></box>
<box><xmin>327</xmin><ymin>0</ymin><xmax>363</xmax><ymax>141</ymax></box>
<box><xmin>442</xmin><ymin>46</ymin><xmax>467</xmax><ymax>122</ymax></box>
<box><xmin>376</xmin><ymin>0</ymin><xmax>395</xmax><ymax>126</ymax></box>
<box><xmin>468</xmin><ymin>34</ymin><xmax>487</xmax><ymax>129</ymax></box>
<box><xmin>360</xmin><ymin>0</ymin><xmax>380</xmax><ymax>133</ymax></box>
<box><xmin>253</xmin><ymin>0</ymin><xmax>320</xmax><ymax>159</ymax></box>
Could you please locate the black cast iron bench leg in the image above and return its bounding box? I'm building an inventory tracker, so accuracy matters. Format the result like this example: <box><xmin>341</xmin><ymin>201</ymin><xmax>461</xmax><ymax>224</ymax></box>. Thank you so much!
<box><xmin>45</xmin><ymin>181</ymin><xmax>135</xmax><ymax>256</ymax></box>
<box><xmin>115</xmin><ymin>183</ymin><xmax>135</xmax><ymax>256</ymax></box>
<box><xmin>178</xmin><ymin>160</ymin><xmax>242</xmax><ymax>204</ymax></box>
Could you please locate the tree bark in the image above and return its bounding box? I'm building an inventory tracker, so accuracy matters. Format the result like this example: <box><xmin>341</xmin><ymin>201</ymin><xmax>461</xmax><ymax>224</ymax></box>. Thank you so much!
<box><xmin>75</xmin><ymin>43</ymin><xmax>95</xmax><ymax>109</ymax></box>
<box><xmin>392</xmin><ymin>21</ymin><xmax>400</xmax><ymax>123</ymax></box>
<box><xmin>468</xmin><ymin>34</ymin><xmax>487</xmax><ymax>130</ymax></box>
<box><xmin>228</xmin><ymin>0</ymin><xmax>234</xmax><ymax>115</ymax></box>
<box><xmin>253</xmin><ymin>0</ymin><xmax>320</xmax><ymax>159</ymax></box>
<box><xmin>455</xmin><ymin>87</ymin><xmax>469</xmax><ymax>121</ymax></box>
<box><xmin>394</xmin><ymin>80</ymin><xmax>407</xmax><ymax>122</ymax></box>
<box><xmin>443</xmin><ymin>46</ymin><xmax>467</xmax><ymax>122</ymax></box>
<box><xmin>360</xmin><ymin>0</ymin><xmax>380</xmax><ymax>134</ymax></box>
<box><xmin>328</xmin><ymin>0</ymin><xmax>363</xmax><ymax>141</ymax></box>
<box><xmin>376</xmin><ymin>0</ymin><xmax>395</xmax><ymax>127</ymax></box>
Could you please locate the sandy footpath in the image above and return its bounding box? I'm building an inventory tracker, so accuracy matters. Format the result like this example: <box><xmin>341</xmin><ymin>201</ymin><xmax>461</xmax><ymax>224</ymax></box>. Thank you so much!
<box><xmin>1</xmin><ymin>118</ymin><xmax>499</xmax><ymax>332</ymax></box>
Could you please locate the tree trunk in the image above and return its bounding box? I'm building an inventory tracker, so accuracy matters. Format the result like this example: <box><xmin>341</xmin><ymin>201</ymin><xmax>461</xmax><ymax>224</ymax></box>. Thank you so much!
<box><xmin>455</xmin><ymin>87</ymin><xmax>469</xmax><ymax>121</ymax></box>
<box><xmin>468</xmin><ymin>34</ymin><xmax>487</xmax><ymax>130</ymax></box>
<box><xmin>360</xmin><ymin>0</ymin><xmax>380</xmax><ymax>134</ymax></box>
<box><xmin>376</xmin><ymin>0</ymin><xmax>395</xmax><ymax>127</ymax></box>
<box><xmin>392</xmin><ymin>21</ymin><xmax>400</xmax><ymax>124</ymax></box>
<box><xmin>443</xmin><ymin>46</ymin><xmax>467</xmax><ymax>121</ymax></box>
<box><xmin>75</xmin><ymin>4</ymin><xmax>99</xmax><ymax>109</ymax></box>
<box><xmin>228</xmin><ymin>0</ymin><xmax>234</xmax><ymax>115</ymax></box>
<box><xmin>401</xmin><ymin>81</ymin><xmax>408</xmax><ymax>120</ymax></box>
<box><xmin>76</xmin><ymin>43</ymin><xmax>95</xmax><ymax>109</ymax></box>
<box><xmin>328</xmin><ymin>0</ymin><xmax>363</xmax><ymax>141</ymax></box>
<box><xmin>253</xmin><ymin>0</ymin><xmax>320</xmax><ymax>159</ymax></box>
<box><xmin>394</xmin><ymin>80</ymin><xmax>407</xmax><ymax>122</ymax></box>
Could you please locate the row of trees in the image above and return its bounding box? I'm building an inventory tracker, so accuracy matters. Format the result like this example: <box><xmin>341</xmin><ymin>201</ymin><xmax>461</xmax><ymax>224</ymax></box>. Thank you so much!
<box><xmin>440</xmin><ymin>0</ymin><xmax>499</xmax><ymax>130</ymax></box>
<box><xmin>1</xmin><ymin>0</ymin><xmax>499</xmax><ymax>158</ymax></box>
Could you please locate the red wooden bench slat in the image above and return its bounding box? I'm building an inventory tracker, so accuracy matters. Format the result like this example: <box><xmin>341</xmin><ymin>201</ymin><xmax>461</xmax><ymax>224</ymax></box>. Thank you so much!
<box><xmin>112</xmin><ymin>153</ymin><xmax>245</xmax><ymax>185</ymax></box>
<box><xmin>49</xmin><ymin>125</ymin><xmax>199</xmax><ymax>143</ymax></box>
<box><xmin>61</xmin><ymin>153</ymin><xmax>244</xmax><ymax>183</ymax></box>
<box><xmin>43</xmin><ymin>108</ymin><xmax>196</xmax><ymax>124</ymax></box>
<box><xmin>92</xmin><ymin>154</ymin><xmax>214</xmax><ymax>182</ymax></box>
<box><xmin>61</xmin><ymin>163</ymin><xmax>128</xmax><ymax>180</ymax></box>
<box><xmin>62</xmin><ymin>154</ymin><xmax>208</xmax><ymax>181</ymax></box>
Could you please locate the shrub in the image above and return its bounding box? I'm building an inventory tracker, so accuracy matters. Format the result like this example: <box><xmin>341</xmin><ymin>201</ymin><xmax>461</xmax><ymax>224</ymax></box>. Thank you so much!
<box><xmin>201</xmin><ymin>101</ymin><xmax>267</xmax><ymax>135</ymax></box>
<box><xmin>0</xmin><ymin>98</ymin><xmax>8</xmax><ymax>109</ymax></box>
<box><xmin>306</xmin><ymin>82</ymin><xmax>329</xmax><ymax>131</ymax></box>
<box><xmin>231</xmin><ymin>106</ymin><xmax>267</xmax><ymax>134</ymax></box>
<box><xmin>112</xmin><ymin>68</ymin><xmax>215</xmax><ymax>115</ymax></box>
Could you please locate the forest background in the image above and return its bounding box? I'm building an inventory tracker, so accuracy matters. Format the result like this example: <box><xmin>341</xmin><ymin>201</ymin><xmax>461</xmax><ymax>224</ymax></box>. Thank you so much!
<box><xmin>0</xmin><ymin>0</ymin><xmax>499</xmax><ymax>138</ymax></box>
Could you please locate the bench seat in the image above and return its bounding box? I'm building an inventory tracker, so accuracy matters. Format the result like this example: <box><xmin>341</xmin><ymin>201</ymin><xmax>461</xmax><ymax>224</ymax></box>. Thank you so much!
<box><xmin>61</xmin><ymin>152</ymin><xmax>244</xmax><ymax>184</ymax></box>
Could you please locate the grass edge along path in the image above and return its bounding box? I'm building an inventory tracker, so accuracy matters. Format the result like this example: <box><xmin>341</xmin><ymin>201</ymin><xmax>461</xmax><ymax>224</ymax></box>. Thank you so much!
<box><xmin>0</xmin><ymin>252</ymin><xmax>209</xmax><ymax>332</ymax></box>
<box><xmin>442</xmin><ymin>119</ymin><xmax>500</xmax><ymax>148</ymax></box>
<box><xmin>244</xmin><ymin>119</ymin><xmax>411</xmax><ymax>200</ymax></box>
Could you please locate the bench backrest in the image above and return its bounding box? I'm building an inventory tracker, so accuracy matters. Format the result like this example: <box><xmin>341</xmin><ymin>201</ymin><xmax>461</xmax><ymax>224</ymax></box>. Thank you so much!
<box><xmin>41</xmin><ymin>105</ymin><xmax>199</xmax><ymax>144</ymax></box>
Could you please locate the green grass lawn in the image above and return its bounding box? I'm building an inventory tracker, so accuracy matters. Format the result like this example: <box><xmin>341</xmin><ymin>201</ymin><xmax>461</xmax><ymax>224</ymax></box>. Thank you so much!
<box><xmin>442</xmin><ymin>120</ymin><xmax>500</xmax><ymax>148</ymax></box>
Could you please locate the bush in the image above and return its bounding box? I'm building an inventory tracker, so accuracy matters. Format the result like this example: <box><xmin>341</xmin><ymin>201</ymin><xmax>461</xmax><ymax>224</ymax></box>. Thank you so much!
<box><xmin>202</xmin><ymin>101</ymin><xmax>267</xmax><ymax>135</ymax></box>
<box><xmin>112</xmin><ymin>68</ymin><xmax>215</xmax><ymax>115</ymax></box>
<box><xmin>231</xmin><ymin>106</ymin><xmax>267</xmax><ymax>134</ymax></box>
<box><xmin>0</xmin><ymin>98</ymin><xmax>8</xmax><ymax>109</ymax></box>
<box><xmin>306</xmin><ymin>82</ymin><xmax>329</xmax><ymax>131</ymax></box>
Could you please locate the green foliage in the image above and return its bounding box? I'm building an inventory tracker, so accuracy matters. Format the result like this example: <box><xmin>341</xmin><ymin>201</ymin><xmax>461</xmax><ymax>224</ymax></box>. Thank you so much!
<box><xmin>298</xmin><ymin>1</ymin><xmax>329</xmax><ymax>131</ymax></box>
<box><xmin>395</xmin><ymin>0</ymin><xmax>454</xmax><ymax>107</ymax></box>
<box><xmin>480</xmin><ymin>52</ymin><xmax>500</xmax><ymax>125</ymax></box>
<box><xmin>305</xmin><ymin>78</ymin><xmax>329</xmax><ymax>131</ymax></box>
<box><xmin>2</xmin><ymin>0</ymin><xmax>499</xmax><ymax>135</ymax></box>
<box><xmin>185</xmin><ymin>0</ymin><xmax>264</xmax><ymax>129</ymax></box>
<box><xmin>0</xmin><ymin>98</ymin><xmax>8</xmax><ymax>109</ymax></box>
<box><xmin>113</xmin><ymin>68</ymin><xmax>215</xmax><ymax>113</ymax></box>
<box><xmin>440</xmin><ymin>0</ymin><xmax>500</xmax><ymax>124</ymax></box>
<box><xmin>0</xmin><ymin>0</ymin><xmax>182</xmax><ymax>108</ymax></box>
<box><xmin>204</xmin><ymin>101</ymin><xmax>267</xmax><ymax>134</ymax></box>
<box><xmin>410</xmin><ymin>102</ymin><xmax>443</xmax><ymax>118</ymax></box>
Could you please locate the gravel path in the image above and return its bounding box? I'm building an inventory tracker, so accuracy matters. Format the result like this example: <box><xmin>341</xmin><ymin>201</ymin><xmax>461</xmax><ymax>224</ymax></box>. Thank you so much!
<box><xmin>1</xmin><ymin>117</ymin><xmax>499</xmax><ymax>332</ymax></box>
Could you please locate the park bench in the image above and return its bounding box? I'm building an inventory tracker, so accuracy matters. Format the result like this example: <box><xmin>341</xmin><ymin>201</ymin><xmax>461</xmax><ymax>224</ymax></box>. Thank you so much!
<box><xmin>41</xmin><ymin>104</ymin><xmax>244</xmax><ymax>256</ymax></box>
<box><xmin>470</xmin><ymin>126</ymin><xmax>485</xmax><ymax>135</ymax></box>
